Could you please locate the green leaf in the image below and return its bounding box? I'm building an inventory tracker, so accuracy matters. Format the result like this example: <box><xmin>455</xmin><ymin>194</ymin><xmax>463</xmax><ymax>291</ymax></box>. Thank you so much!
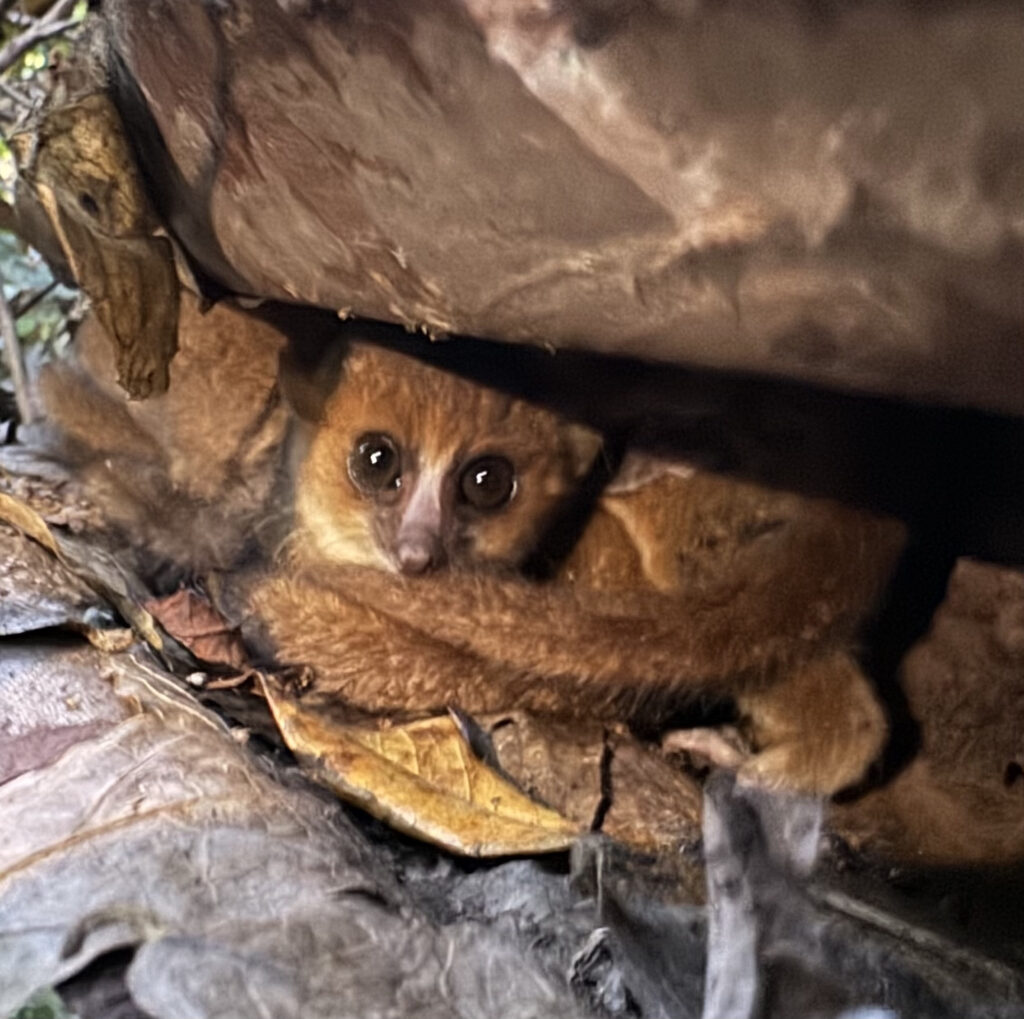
<box><xmin>10</xmin><ymin>988</ymin><xmax>74</xmax><ymax>1019</ymax></box>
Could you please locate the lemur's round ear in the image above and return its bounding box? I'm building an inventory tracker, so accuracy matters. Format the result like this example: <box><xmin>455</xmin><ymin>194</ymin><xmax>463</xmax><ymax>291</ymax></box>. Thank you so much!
<box><xmin>602</xmin><ymin>451</ymin><xmax>696</xmax><ymax>495</ymax></box>
<box><xmin>278</xmin><ymin>336</ymin><xmax>348</xmax><ymax>423</ymax></box>
<box><xmin>564</xmin><ymin>422</ymin><xmax>603</xmax><ymax>479</ymax></box>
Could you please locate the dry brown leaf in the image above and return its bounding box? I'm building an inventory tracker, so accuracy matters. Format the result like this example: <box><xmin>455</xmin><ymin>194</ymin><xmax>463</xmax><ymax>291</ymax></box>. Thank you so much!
<box><xmin>144</xmin><ymin>588</ymin><xmax>248</xmax><ymax>669</ymax></box>
<box><xmin>0</xmin><ymin>643</ymin><xmax>591</xmax><ymax>1019</ymax></box>
<box><xmin>0</xmin><ymin>641</ymin><xmax>131</xmax><ymax>785</ymax></box>
<box><xmin>603</xmin><ymin>732</ymin><xmax>703</xmax><ymax>852</ymax></box>
<box><xmin>13</xmin><ymin>81</ymin><xmax>178</xmax><ymax>399</ymax></box>
<box><xmin>262</xmin><ymin>678</ymin><xmax>581</xmax><ymax>857</ymax></box>
<box><xmin>485</xmin><ymin>712</ymin><xmax>607</xmax><ymax>829</ymax></box>
<box><xmin>485</xmin><ymin>712</ymin><xmax>703</xmax><ymax>853</ymax></box>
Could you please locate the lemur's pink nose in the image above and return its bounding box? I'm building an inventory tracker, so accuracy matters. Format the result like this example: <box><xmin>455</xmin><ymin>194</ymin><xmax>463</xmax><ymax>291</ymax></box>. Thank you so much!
<box><xmin>396</xmin><ymin>529</ymin><xmax>442</xmax><ymax>574</ymax></box>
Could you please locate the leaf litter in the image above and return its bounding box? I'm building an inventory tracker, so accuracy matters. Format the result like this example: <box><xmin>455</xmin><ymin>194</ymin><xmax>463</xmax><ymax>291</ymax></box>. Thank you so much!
<box><xmin>0</xmin><ymin>642</ymin><xmax>592</xmax><ymax>1019</ymax></box>
<box><xmin>0</xmin><ymin>451</ymin><xmax>703</xmax><ymax>859</ymax></box>
<box><xmin>3</xmin><ymin>426</ymin><xmax>1023</xmax><ymax>1018</ymax></box>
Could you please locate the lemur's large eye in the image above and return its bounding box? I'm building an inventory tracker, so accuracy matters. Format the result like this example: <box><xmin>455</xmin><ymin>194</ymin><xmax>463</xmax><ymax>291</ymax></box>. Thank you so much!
<box><xmin>458</xmin><ymin>455</ymin><xmax>516</xmax><ymax>511</ymax></box>
<box><xmin>349</xmin><ymin>432</ymin><xmax>401</xmax><ymax>495</ymax></box>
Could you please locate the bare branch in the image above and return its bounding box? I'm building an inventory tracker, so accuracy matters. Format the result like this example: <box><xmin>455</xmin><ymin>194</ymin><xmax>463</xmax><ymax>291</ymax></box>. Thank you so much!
<box><xmin>0</xmin><ymin>75</ymin><xmax>35</xmax><ymax>110</ymax></box>
<box><xmin>12</xmin><ymin>277</ymin><xmax>58</xmax><ymax>317</ymax></box>
<box><xmin>0</xmin><ymin>270</ymin><xmax>32</xmax><ymax>425</ymax></box>
<box><xmin>4</xmin><ymin>11</ymin><xmax>37</xmax><ymax>28</ymax></box>
<box><xmin>0</xmin><ymin>0</ymin><xmax>79</xmax><ymax>76</ymax></box>
<box><xmin>28</xmin><ymin>0</ymin><xmax>76</xmax><ymax>25</ymax></box>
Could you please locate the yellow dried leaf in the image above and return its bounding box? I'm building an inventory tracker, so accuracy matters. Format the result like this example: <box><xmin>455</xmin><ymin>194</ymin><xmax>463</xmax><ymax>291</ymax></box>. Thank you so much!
<box><xmin>0</xmin><ymin>492</ymin><xmax>60</xmax><ymax>556</ymax></box>
<box><xmin>261</xmin><ymin>678</ymin><xmax>581</xmax><ymax>857</ymax></box>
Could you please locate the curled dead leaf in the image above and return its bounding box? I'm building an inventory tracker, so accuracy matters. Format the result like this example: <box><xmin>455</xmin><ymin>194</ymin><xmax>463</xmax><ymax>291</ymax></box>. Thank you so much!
<box><xmin>0</xmin><ymin>487</ymin><xmax>185</xmax><ymax>662</ymax></box>
<box><xmin>13</xmin><ymin>77</ymin><xmax>178</xmax><ymax>398</ymax></box>
<box><xmin>485</xmin><ymin>712</ymin><xmax>703</xmax><ymax>854</ymax></box>
<box><xmin>485</xmin><ymin>712</ymin><xmax>607</xmax><ymax>830</ymax></box>
<box><xmin>0</xmin><ymin>491</ymin><xmax>60</xmax><ymax>556</ymax></box>
<box><xmin>0</xmin><ymin>521</ymin><xmax>100</xmax><ymax>637</ymax></box>
<box><xmin>143</xmin><ymin>588</ymin><xmax>248</xmax><ymax>670</ymax></box>
<box><xmin>0</xmin><ymin>642</ymin><xmax>591</xmax><ymax>1019</ymax></box>
<box><xmin>602</xmin><ymin>731</ymin><xmax>703</xmax><ymax>852</ymax></box>
<box><xmin>261</xmin><ymin>677</ymin><xmax>581</xmax><ymax>857</ymax></box>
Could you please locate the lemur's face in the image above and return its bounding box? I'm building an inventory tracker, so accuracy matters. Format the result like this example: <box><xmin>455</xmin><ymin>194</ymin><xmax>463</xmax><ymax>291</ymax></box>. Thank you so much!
<box><xmin>296</xmin><ymin>343</ymin><xmax>601</xmax><ymax>574</ymax></box>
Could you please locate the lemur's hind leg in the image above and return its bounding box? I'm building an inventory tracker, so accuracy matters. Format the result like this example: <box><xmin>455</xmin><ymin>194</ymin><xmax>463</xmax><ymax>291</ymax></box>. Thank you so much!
<box><xmin>664</xmin><ymin>651</ymin><xmax>887</xmax><ymax>796</ymax></box>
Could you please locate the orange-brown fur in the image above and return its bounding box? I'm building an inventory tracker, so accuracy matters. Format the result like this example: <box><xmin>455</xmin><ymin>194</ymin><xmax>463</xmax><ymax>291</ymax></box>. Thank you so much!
<box><xmin>249</xmin><ymin>344</ymin><xmax>907</xmax><ymax>794</ymax></box>
<box><xmin>38</xmin><ymin>314</ymin><xmax>905</xmax><ymax>795</ymax></box>
<box><xmin>293</xmin><ymin>343</ymin><xmax>600</xmax><ymax>572</ymax></box>
<box><xmin>36</xmin><ymin>294</ymin><xmax>289</xmax><ymax>575</ymax></box>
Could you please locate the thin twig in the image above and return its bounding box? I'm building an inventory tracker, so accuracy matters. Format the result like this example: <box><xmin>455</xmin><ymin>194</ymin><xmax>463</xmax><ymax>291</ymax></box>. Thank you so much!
<box><xmin>816</xmin><ymin>887</ymin><xmax>1024</xmax><ymax>993</ymax></box>
<box><xmin>0</xmin><ymin>18</ymin><xmax>79</xmax><ymax>74</ymax></box>
<box><xmin>0</xmin><ymin>0</ymin><xmax>79</xmax><ymax>76</ymax></box>
<box><xmin>4</xmin><ymin>10</ymin><xmax>35</xmax><ymax>28</ymax></box>
<box><xmin>12</xmin><ymin>278</ymin><xmax>58</xmax><ymax>317</ymax></box>
<box><xmin>0</xmin><ymin>269</ymin><xmax>32</xmax><ymax>425</ymax></box>
<box><xmin>30</xmin><ymin>0</ymin><xmax>77</xmax><ymax>30</ymax></box>
<box><xmin>0</xmin><ymin>75</ymin><xmax>34</xmax><ymax>109</ymax></box>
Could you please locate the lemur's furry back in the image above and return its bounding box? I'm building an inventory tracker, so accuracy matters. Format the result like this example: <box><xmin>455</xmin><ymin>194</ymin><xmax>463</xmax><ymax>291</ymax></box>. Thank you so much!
<box><xmin>254</xmin><ymin>339</ymin><xmax>906</xmax><ymax>794</ymax></box>
<box><xmin>36</xmin><ymin>294</ymin><xmax>291</xmax><ymax>582</ymax></box>
<box><xmin>38</xmin><ymin>307</ymin><xmax>906</xmax><ymax>794</ymax></box>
